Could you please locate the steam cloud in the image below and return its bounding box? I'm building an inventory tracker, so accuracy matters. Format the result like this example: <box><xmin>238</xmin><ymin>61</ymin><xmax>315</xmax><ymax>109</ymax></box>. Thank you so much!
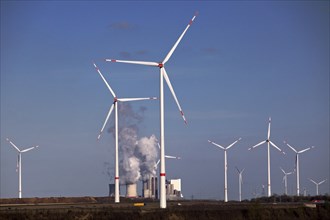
<box><xmin>107</xmin><ymin>102</ymin><xmax>158</xmax><ymax>184</ymax></box>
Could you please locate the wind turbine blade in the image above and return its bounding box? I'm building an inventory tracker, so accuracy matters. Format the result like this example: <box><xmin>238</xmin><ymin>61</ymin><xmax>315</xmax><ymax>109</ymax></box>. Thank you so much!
<box><xmin>21</xmin><ymin>146</ymin><xmax>38</xmax><ymax>153</ymax></box>
<box><xmin>162</xmin><ymin>68</ymin><xmax>187</xmax><ymax>125</ymax></box>
<box><xmin>6</xmin><ymin>138</ymin><xmax>21</xmax><ymax>152</ymax></box>
<box><xmin>270</xmin><ymin>141</ymin><xmax>285</xmax><ymax>154</ymax></box>
<box><xmin>235</xmin><ymin>166</ymin><xmax>240</xmax><ymax>173</ymax></box>
<box><xmin>280</xmin><ymin>167</ymin><xmax>286</xmax><ymax>174</ymax></box>
<box><xmin>93</xmin><ymin>62</ymin><xmax>116</xmax><ymax>98</ymax></box>
<box><xmin>267</xmin><ymin>117</ymin><xmax>271</xmax><ymax>140</ymax></box>
<box><xmin>309</xmin><ymin>178</ymin><xmax>317</xmax><ymax>185</ymax></box>
<box><xmin>226</xmin><ymin>137</ymin><xmax>242</xmax><ymax>150</ymax></box>
<box><xmin>208</xmin><ymin>140</ymin><xmax>225</xmax><ymax>150</ymax></box>
<box><xmin>165</xmin><ymin>155</ymin><xmax>178</xmax><ymax>159</ymax></box>
<box><xmin>298</xmin><ymin>147</ymin><xmax>313</xmax><ymax>154</ymax></box>
<box><xmin>157</xmin><ymin>143</ymin><xmax>161</xmax><ymax>150</ymax></box>
<box><xmin>248</xmin><ymin>140</ymin><xmax>266</xmax><ymax>150</ymax></box>
<box><xmin>241</xmin><ymin>168</ymin><xmax>245</xmax><ymax>174</ymax></box>
<box><xmin>105</xmin><ymin>59</ymin><xmax>159</xmax><ymax>67</ymax></box>
<box><xmin>283</xmin><ymin>141</ymin><xmax>298</xmax><ymax>153</ymax></box>
<box><xmin>98</xmin><ymin>104</ymin><xmax>115</xmax><ymax>140</ymax></box>
<box><xmin>117</xmin><ymin>97</ymin><xmax>157</xmax><ymax>102</ymax></box>
<box><xmin>156</xmin><ymin>159</ymin><xmax>160</xmax><ymax>167</ymax></box>
<box><xmin>319</xmin><ymin>179</ymin><xmax>327</xmax><ymax>185</ymax></box>
<box><xmin>162</xmin><ymin>12</ymin><xmax>198</xmax><ymax>64</ymax></box>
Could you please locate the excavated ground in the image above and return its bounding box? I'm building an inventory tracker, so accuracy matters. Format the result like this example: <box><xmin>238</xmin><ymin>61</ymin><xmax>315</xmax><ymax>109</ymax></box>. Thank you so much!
<box><xmin>1</xmin><ymin>197</ymin><xmax>329</xmax><ymax>220</ymax></box>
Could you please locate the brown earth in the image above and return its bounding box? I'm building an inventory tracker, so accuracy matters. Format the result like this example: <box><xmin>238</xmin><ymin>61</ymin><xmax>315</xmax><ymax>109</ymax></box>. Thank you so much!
<box><xmin>1</xmin><ymin>196</ymin><xmax>329</xmax><ymax>220</ymax></box>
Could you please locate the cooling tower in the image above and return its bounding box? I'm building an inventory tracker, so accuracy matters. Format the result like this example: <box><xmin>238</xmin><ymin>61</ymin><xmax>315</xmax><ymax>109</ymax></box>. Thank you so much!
<box><xmin>126</xmin><ymin>183</ymin><xmax>137</xmax><ymax>198</ymax></box>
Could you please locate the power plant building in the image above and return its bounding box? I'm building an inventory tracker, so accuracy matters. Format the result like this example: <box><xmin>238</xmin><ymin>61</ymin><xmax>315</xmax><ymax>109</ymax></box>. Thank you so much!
<box><xmin>166</xmin><ymin>178</ymin><xmax>183</xmax><ymax>200</ymax></box>
<box><xmin>142</xmin><ymin>176</ymin><xmax>158</xmax><ymax>199</ymax></box>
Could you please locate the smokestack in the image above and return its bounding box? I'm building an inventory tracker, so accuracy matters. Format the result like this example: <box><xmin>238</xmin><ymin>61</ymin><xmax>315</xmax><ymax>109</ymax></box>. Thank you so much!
<box><xmin>126</xmin><ymin>183</ymin><xmax>137</xmax><ymax>198</ymax></box>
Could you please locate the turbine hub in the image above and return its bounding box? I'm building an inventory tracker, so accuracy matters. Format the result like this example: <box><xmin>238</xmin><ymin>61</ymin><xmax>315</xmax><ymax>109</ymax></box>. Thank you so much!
<box><xmin>114</xmin><ymin>97</ymin><xmax>118</xmax><ymax>102</ymax></box>
<box><xmin>158</xmin><ymin>63</ymin><xmax>164</xmax><ymax>68</ymax></box>
<box><xmin>266</xmin><ymin>139</ymin><xmax>270</xmax><ymax>143</ymax></box>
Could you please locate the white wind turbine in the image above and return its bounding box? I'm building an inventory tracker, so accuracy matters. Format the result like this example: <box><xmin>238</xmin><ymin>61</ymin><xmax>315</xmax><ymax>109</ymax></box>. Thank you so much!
<box><xmin>208</xmin><ymin>138</ymin><xmax>241</xmax><ymax>202</ymax></box>
<box><xmin>105</xmin><ymin>13</ymin><xmax>197</xmax><ymax>208</ymax></box>
<box><xmin>284</xmin><ymin>141</ymin><xmax>315</xmax><ymax>196</ymax></box>
<box><xmin>155</xmin><ymin>142</ymin><xmax>181</xmax><ymax>167</ymax></box>
<box><xmin>280</xmin><ymin>167</ymin><xmax>293</xmax><ymax>195</ymax></box>
<box><xmin>309</xmin><ymin>178</ymin><xmax>327</xmax><ymax>195</ymax></box>
<box><xmin>93</xmin><ymin>62</ymin><xmax>156</xmax><ymax>203</ymax></box>
<box><xmin>235</xmin><ymin>167</ymin><xmax>245</xmax><ymax>202</ymax></box>
<box><xmin>248</xmin><ymin>117</ymin><xmax>285</xmax><ymax>197</ymax></box>
<box><xmin>6</xmin><ymin>138</ymin><xmax>39</xmax><ymax>198</ymax></box>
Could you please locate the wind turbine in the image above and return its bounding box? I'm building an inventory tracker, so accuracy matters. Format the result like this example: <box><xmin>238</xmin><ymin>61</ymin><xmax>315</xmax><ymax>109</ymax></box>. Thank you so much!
<box><xmin>208</xmin><ymin>138</ymin><xmax>241</xmax><ymax>202</ymax></box>
<box><xmin>235</xmin><ymin>166</ymin><xmax>245</xmax><ymax>202</ymax></box>
<box><xmin>248</xmin><ymin>117</ymin><xmax>285</xmax><ymax>197</ymax></box>
<box><xmin>155</xmin><ymin>142</ymin><xmax>181</xmax><ymax>167</ymax></box>
<box><xmin>280</xmin><ymin>167</ymin><xmax>293</xmax><ymax>195</ymax></box>
<box><xmin>93</xmin><ymin>62</ymin><xmax>156</xmax><ymax>203</ymax></box>
<box><xmin>6</xmin><ymin>138</ymin><xmax>39</xmax><ymax>198</ymax></box>
<box><xmin>284</xmin><ymin>140</ymin><xmax>314</xmax><ymax>196</ymax></box>
<box><xmin>105</xmin><ymin>12</ymin><xmax>197</xmax><ymax>208</ymax></box>
<box><xmin>309</xmin><ymin>178</ymin><xmax>327</xmax><ymax>195</ymax></box>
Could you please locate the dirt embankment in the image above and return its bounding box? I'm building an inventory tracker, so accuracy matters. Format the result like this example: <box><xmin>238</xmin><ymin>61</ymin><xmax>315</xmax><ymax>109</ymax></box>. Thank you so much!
<box><xmin>1</xmin><ymin>197</ymin><xmax>329</xmax><ymax>220</ymax></box>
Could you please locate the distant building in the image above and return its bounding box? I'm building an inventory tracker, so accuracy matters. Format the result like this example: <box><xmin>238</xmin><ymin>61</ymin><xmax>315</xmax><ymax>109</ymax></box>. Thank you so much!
<box><xmin>142</xmin><ymin>176</ymin><xmax>158</xmax><ymax>199</ymax></box>
<box><xmin>109</xmin><ymin>184</ymin><xmax>115</xmax><ymax>197</ymax></box>
<box><xmin>166</xmin><ymin>178</ymin><xmax>183</xmax><ymax>200</ymax></box>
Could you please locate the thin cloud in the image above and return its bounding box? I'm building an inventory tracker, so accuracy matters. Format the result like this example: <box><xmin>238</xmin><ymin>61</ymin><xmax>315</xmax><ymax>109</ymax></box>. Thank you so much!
<box><xmin>119</xmin><ymin>51</ymin><xmax>131</xmax><ymax>59</ymax></box>
<box><xmin>201</xmin><ymin>47</ymin><xmax>219</xmax><ymax>55</ymax></box>
<box><xmin>136</xmin><ymin>50</ymin><xmax>148</xmax><ymax>56</ymax></box>
<box><xmin>188</xmin><ymin>110</ymin><xmax>246</xmax><ymax>120</ymax></box>
<box><xmin>109</xmin><ymin>21</ymin><xmax>136</xmax><ymax>30</ymax></box>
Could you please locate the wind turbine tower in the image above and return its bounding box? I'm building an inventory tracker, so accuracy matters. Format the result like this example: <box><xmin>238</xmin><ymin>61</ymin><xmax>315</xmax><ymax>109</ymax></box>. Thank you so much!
<box><xmin>105</xmin><ymin>13</ymin><xmax>198</xmax><ymax>208</ymax></box>
<box><xmin>284</xmin><ymin>141</ymin><xmax>314</xmax><ymax>196</ymax></box>
<box><xmin>235</xmin><ymin>167</ymin><xmax>245</xmax><ymax>202</ymax></box>
<box><xmin>248</xmin><ymin>117</ymin><xmax>285</xmax><ymax>197</ymax></box>
<box><xmin>6</xmin><ymin>138</ymin><xmax>39</xmax><ymax>198</ymax></box>
<box><xmin>280</xmin><ymin>167</ymin><xmax>293</xmax><ymax>195</ymax></box>
<box><xmin>208</xmin><ymin>138</ymin><xmax>241</xmax><ymax>202</ymax></box>
<box><xmin>93</xmin><ymin>63</ymin><xmax>156</xmax><ymax>203</ymax></box>
<box><xmin>309</xmin><ymin>178</ymin><xmax>327</xmax><ymax>195</ymax></box>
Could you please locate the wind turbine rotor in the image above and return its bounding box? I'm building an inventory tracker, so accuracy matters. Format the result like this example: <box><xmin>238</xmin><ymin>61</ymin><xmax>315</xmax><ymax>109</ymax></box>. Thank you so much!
<box><xmin>118</xmin><ymin>97</ymin><xmax>157</xmax><ymax>102</ymax></box>
<box><xmin>161</xmin><ymin>68</ymin><xmax>187</xmax><ymax>124</ymax></box>
<box><xmin>6</xmin><ymin>138</ymin><xmax>21</xmax><ymax>152</ymax></box>
<box><xmin>283</xmin><ymin>141</ymin><xmax>298</xmax><ymax>153</ymax></box>
<box><xmin>208</xmin><ymin>140</ymin><xmax>225</xmax><ymax>150</ymax></box>
<box><xmin>162</xmin><ymin>12</ymin><xmax>198</xmax><ymax>64</ymax></box>
<box><xmin>248</xmin><ymin>140</ymin><xmax>266</xmax><ymax>150</ymax></box>
<box><xmin>267</xmin><ymin>117</ymin><xmax>271</xmax><ymax>140</ymax></box>
<box><xmin>105</xmin><ymin>59</ymin><xmax>159</xmax><ymax>67</ymax></box>
<box><xmin>21</xmin><ymin>146</ymin><xmax>39</xmax><ymax>153</ymax></box>
<box><xmin>226</xmin><ymin>137</ymin><xmax>241</xmax><ymax>150</ymax></box>
<box><xmin>97</xmin><ymin>104</ymin><xmax>115</xmax><ymax>140</ymax></box>
<box><xmin>269</xmin><ymin>141</ymin><xmax>285</xmax><ymax>154</ymax></box>
<box><xmin>93</xmin><ymin>62</ymin><xmax>116</xmax><ymax>98</ymax></box>
<box><xmin>298</xmin><ymin>147</ymin><xmax>314</xmax><ymax>154</ymax></box>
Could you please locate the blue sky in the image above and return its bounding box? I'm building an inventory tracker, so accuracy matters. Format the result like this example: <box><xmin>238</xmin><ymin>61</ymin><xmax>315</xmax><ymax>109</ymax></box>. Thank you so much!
<box><xmin>1</xmin><ymin>1</ymin><xmax>329</xmax><ymax>200</ymax></box>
